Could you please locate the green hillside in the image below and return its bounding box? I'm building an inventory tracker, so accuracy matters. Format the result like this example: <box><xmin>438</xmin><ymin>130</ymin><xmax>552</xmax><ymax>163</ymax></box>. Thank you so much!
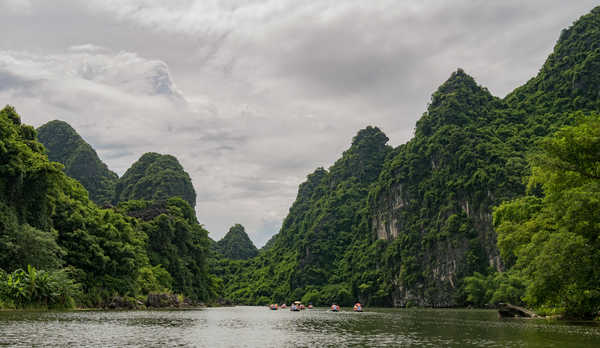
<box><xmin>114</xmin><ymin>152</ymin><xmax>196</xmax><ymax>208</ymax></box>
<box><xmin>37</xmin><ymin>120</ymin><xmax>118</xmax><ymax>205</ymax></box>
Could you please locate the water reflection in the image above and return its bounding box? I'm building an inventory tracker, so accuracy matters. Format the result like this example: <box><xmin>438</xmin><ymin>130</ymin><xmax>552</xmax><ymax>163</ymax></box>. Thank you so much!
<box><xmin>0</xmin><ymin>307</ymin><xmax>599</xmax><ymax>347</ymax></box>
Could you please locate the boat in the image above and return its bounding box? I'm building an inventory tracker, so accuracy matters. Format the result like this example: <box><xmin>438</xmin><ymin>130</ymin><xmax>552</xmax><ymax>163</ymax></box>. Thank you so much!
<box><xmin>291</xmin><ymin>301</ymin><xmax>301</xmax><ymax>311</ymax></box>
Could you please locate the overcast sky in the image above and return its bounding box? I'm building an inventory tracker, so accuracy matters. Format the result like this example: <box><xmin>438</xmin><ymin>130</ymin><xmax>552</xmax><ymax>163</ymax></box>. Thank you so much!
<box><xmin>0</xmin><ymin>0</ymin><xmax>597</xmax><ymax>246</ymax></box>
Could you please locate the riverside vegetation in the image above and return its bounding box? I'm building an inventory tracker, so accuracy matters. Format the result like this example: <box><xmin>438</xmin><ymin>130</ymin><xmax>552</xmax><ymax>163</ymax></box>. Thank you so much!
<box><xmin>1</xmin><ymin>6</ymin><xmax>599</xmax><ymax>319</ymax></box>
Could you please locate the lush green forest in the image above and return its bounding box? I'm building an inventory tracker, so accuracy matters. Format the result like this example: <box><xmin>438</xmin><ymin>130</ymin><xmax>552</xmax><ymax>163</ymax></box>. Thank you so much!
<box><xmin>1</xmin><ymin>6</ymin><xmax>599</xmax><ymax>319</ymax></box>
<box><xmin>0</xmin><ymin>106</ymin><xmax>212</xmax><ymax>309</ymax></box>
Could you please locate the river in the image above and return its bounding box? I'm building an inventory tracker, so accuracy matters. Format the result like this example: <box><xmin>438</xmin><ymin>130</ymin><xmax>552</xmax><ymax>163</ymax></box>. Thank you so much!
<box><xmin>1</xmin><ymin>306</ymin><xmax>599</xmax><ymax>347</ymax></box>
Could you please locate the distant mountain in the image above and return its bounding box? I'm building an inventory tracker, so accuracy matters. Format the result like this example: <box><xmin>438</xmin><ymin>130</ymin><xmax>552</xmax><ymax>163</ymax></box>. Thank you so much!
<box><xmin>37</xmin><ymin>120</ymin><xmax>118</xmax><ymax>205</ymax></box>
<box><xmin>114</xmin><ymin>152</ymin><xmax>196</xmax><ymax>208</ymax></box>
<box><xmin>217</xmin><ymin>224</ymin><xmax>258</xmax><ymax>260</ymax></box>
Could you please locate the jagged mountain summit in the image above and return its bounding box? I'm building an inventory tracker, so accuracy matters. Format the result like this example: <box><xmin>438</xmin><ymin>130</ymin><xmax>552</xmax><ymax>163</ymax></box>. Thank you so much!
<box><xmin>37</xmin><ymin>120</ymin><xmax>118</xmax><ymax>205</ymax></box>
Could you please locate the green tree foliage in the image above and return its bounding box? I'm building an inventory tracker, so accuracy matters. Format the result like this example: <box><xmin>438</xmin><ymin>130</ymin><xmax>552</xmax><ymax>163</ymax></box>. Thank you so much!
<box><xmin>37</xmin><ymin>120</ymin><xmax>118</xmax><ymax>205</ymax></box>
<box><xmin>118</xmin><ymin>198</ymin><xmax>211</xmax><ymax>300</ymax></box>
<box><xmin>0</xmin><ymin>106</ymin><xmax>213</xmax><ymax>307</ymax></box>
<box><xmin>463</xmin><ymin>271</ymin><xmax>526</xmax><ymax>307</ymax></box>
<box><xmin>114</xmin><ymin>152</ymin><xmax>196</xmax><ymax>208</ymax></box>
<box><xmin>216</xmin><ymin>224</ymin><xmax>258</xmax><ymax>260</ymax></box>
<box><xmin>493</xmin><ymin>115</ymin><xmax>600</xmax><ymax>318</ymax></box>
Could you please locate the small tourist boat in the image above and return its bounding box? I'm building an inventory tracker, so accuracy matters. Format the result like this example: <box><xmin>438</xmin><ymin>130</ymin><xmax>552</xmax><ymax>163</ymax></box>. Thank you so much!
<box><xmin>291</xmin><ymin>301</ymin><xmax>302</xmax><ymax>311</ymax></box>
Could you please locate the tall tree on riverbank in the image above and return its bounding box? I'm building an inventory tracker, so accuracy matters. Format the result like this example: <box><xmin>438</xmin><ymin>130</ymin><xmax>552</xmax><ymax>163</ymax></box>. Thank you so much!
<box><xmin>493</xmin><ymin>115</ymin><xmax>600</xmax><ymax>317</ymax></box>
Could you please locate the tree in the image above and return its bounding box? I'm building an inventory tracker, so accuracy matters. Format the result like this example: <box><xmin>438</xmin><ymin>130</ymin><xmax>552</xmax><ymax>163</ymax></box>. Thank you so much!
<box><xmin>494</xmin><ymin>114</ymin><xmax>600</xmax><ymax>317</ymax></box>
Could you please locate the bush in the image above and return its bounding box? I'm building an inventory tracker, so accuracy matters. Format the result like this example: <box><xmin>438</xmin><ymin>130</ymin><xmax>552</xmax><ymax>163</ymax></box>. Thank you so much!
<box><xmin>0</xmin><ymin>265</ymin><xmax>80</xmax><ymax>309</ymax></box>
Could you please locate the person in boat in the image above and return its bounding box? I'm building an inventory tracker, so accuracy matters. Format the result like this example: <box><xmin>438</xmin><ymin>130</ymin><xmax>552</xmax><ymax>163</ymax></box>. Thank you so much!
<box><xmin>330</xmin><ymin>304</ymin><xmax>339</xmax><ymax>312</ymax></box>
<box><xmin>353</xmin><ymin>302</ymin><xmax>362</xmax><ymax>312</ymax></box>
<box><xmin>281</xmin><ymin>303</ymin><xmax>287</xmax><ymax>309</ymax></box>
<box><xmin>291</xmin><ymin>303</ymin><xmax>299</xmax><ymax>311</ymax></box>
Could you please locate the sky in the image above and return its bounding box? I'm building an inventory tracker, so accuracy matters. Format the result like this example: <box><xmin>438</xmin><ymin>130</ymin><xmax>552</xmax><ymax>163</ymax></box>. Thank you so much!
<box><xmin>0</xmin><ymin>0</ymin><xmax>597</xmax><ymax>246</ymax></box>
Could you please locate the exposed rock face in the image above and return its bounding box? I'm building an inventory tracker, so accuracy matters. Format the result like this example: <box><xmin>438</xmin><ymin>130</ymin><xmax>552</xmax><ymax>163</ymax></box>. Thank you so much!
<box><xmin>372</xmin><ymin>185</ymin><xmax>404</xmax><ymax>240</ymax></box>
<box><xmin>146</xmin><ymin>293</ymin><xmax>181</xmax><ymax>308</ymax></box>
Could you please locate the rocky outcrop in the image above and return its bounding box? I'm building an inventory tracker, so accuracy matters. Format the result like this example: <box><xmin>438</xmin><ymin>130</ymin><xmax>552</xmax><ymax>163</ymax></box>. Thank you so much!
<box><xmin>105</xmin><ymin>296</ymin><xmax>146</xmax><ymax>310</ymax></box>
<box><xmin>498</xmin><ymin>303</ymin><xmax>537</xmax><ymax>318</ymax></box>
<box><xmin>146</xmin><ymin>293</ymin><xmax>181</xmax><ymax>308</ymax></box>
<box><xmin>372</xmin><ymin>185</ymin><xmax>405</xmax><ymax>240</ymax></box>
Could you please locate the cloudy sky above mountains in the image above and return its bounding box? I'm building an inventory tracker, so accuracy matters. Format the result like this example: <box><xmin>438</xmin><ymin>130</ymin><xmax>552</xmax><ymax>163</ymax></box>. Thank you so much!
<box><xmin>0</xmin><ymin>0</ymin><xmax>597</xmax><ymax>246</ymax></box>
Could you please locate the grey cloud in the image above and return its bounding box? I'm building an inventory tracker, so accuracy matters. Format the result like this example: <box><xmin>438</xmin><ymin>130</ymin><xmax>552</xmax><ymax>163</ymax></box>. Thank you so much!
<box><xmin>0</xmin><ymin>70</ymin><xmax>39</xmax><ymax>93</ymax></box>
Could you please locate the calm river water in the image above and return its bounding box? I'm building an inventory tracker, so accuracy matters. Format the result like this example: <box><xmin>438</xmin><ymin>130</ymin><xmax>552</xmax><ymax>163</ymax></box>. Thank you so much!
<box><xmin>1</xmin><ymin>306</ymin><xmax>599</xmax><ymax>347</ymax></box>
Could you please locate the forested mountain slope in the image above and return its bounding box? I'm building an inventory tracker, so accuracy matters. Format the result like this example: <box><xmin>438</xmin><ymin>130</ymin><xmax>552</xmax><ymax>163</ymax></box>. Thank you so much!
<box><xmin>37</xmin><ymin>120</ymin><xmax>118</xmax><ymax>205</ymax></box>
<box><xmin>114</xmin><ymin>152</ymin><xmax>196</xmax><ymax>208</ymax></box>
<box><xmin>214</xmin><ymin>6</ymin><xmax>600</xmax><ymax>313</ymax></box>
